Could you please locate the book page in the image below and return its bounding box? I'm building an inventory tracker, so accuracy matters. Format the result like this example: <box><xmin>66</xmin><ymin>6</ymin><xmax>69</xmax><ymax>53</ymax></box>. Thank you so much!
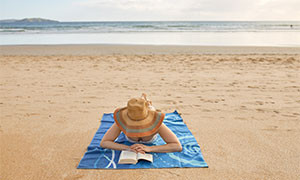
<box><xmin>137</xmin><ymin>153</ymin><xmax>153</xmax><ymax>162</ymax></box>
<box><xmin>118</xmin><ymin>150</ymin><xmax>138</xmax><ymax>164</ymax></box>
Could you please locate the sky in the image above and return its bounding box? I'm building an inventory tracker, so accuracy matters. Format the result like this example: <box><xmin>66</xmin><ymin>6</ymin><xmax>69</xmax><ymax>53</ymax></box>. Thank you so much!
<box><xmin>1</xmin><ymin>0</ymin><xmax>300</xmax><ymax>21</ymax></box>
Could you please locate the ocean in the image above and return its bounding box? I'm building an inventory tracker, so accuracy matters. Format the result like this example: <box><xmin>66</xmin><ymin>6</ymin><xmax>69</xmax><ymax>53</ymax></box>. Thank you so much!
<box><xmin>1</xmin><ymin>21</ymin><xmax>300</xmax><ymax>46</ymax></box>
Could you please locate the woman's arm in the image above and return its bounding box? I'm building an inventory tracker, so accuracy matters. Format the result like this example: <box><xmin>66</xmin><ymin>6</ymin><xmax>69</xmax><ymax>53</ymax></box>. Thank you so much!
<box><xmin>100</xmin><ymin>123</ymin><xmax>131</xmax><ymax>151</ymax></box>
<box><xmin>130</xmin><ymin>123</ymin><xmax>182</xmax><ymax>153</ymax></box>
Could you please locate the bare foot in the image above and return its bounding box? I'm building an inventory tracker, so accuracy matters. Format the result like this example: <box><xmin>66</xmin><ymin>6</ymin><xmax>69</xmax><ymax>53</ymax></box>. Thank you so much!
<box><xmin>141</xmin><ymin>93</ymin><xmax>154</xmax><ymax>108</ymax></box>
<box><xmin>141</xmin><ymin>93</ymin><xmax>147</xmax><ymax>101</ymax></box>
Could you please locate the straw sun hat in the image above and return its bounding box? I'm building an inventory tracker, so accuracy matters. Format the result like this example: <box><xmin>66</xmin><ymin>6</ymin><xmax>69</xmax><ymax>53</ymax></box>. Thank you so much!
<box><xmin>113</xmin><ymin>97</ymin><xmax>165</xmax><ymax>137</ymax></box>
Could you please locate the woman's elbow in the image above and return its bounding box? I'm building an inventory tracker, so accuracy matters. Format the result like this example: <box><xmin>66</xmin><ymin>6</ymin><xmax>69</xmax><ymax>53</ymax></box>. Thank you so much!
<box><xmin>100</xmin><ymin>140</ymin><xmax>107</xmax><ymax>148</ymax></box>
<box><xmin>177</xmin><ymin>143</ymin><xmax>183</xmax><ymax>152</ymax></box>
<box><xmin>173</xmin><ymin>142</ymin><xmax>182</xmax><ymax>152</ymax></box>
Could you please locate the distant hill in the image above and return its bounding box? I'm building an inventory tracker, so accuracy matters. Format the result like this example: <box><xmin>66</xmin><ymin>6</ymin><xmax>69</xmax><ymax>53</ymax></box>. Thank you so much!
<box><xmin>0</xmin><ymin>18</ymin><xmax>60</xmax><ymax>24</ymax></box>
<box><xmin>0</xmin><ymin>19</ymin><xmax>18</xmax><ymax>23</ymax></box>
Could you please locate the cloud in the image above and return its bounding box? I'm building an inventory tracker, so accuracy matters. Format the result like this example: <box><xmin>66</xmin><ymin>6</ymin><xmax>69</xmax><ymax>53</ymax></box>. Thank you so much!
<box><xmin>72</xmin><ymin>0</ymin><xmax>300</xmax><ymax>20</ymax></box>
<box><xmin>253</xmin><ymin>0</ymin><xmax>300</xmax><ymax>20</ymax></box>
<box><xmin>73</xmin><ymin>0</ymin><xmax>192</xmax><ymax>20</ymax></box>
<box><xmin>74</xmin><ymin>0</ymin><xmax>190</xmax><ymax>13</ymax></box>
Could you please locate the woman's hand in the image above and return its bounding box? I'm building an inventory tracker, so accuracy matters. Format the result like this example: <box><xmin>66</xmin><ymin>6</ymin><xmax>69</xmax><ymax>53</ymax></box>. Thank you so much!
<box><xmin>130</xmin><ymin>144</ymin><xmax>152</xmax><ymax>154</ymax></box>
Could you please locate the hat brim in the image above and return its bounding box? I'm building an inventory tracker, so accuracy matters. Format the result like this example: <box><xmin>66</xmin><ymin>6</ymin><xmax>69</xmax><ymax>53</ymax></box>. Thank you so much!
<box><xmin>113</xmin><ymin>107</ymin><xmax>165</xmax><ymax>137</ymax></box>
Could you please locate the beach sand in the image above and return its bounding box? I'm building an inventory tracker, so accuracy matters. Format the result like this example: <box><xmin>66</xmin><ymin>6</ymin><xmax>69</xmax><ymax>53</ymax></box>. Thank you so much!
<box><xmin>1</xmin><ymin>45</ymin><xmax>300</xmax><ymax>179</ymax></box>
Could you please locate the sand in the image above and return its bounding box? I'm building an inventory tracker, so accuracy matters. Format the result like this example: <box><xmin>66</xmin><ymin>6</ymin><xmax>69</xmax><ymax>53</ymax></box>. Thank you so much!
<box><xmin>0</xmin><ymin>45</ymin><xmax>300</xmax><ymax>180</ymax></box>
<box><xmin>1</xmin><ymin>44</ymin><xmax>300</xmax><ymax>55</ymax></box>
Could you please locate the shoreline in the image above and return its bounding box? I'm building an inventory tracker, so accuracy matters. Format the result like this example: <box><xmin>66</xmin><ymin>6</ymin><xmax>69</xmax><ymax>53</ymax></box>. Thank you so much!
<box><xmin>1</xmin><ymin>31</ymin><xmax>300</xmax><ymax>47</ymax></box>
<box><xmin>1</xmin><ymin>44</ymin><xmax>300</xmax><ymax>55</ymax></box>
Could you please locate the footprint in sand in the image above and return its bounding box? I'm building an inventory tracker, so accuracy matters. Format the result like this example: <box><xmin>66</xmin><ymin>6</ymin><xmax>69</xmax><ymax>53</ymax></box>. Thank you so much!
<box><xmin>235</xmin><ymin>117</ymin><xmax>247</xmax><ymax>120</ymax></box>
<box><xmin>262</xmin><ymin>125</ymin><xmax>278</xmax><ymax>131</ymax></box>
<box><xmin>282</xmin><ymin>114</ymin><xmax>298</xmax><ymax>118</ymax></box>
<box><xmin>63</xmin><ymin>173</ymin><xmax>84</xmax><ymax>180</ymax></box>
<box><xmin>256</xmin><ymin>108</ymin><xmax>265</xmax><ymax>112</ymax></box>
<box><xmin>255</xmin><ymin>101</ymin><xmax>264</xmax><ymax>105</ymax></box>
<box><xmin>25</xmin><ymin>113</ymin><xmax>40</xmax><ymax>116</ymax></box>
<box><xmin>247</xmin><ymin>85</ymin><xmax>260</xmax><ymax>89</ymax></box>
<box><xmin>240</xmin><ymin>105</ymin><xmax>247</xmax><ymax>109</ymax></box>
<box><xmin>202</xmin><ymin>109</ymin><xmax>211</xmax><ymax>112</ymax></box>
<box><xmin>158</xmin><ymin>100</ymin><xmax>177</xmax><ymax>105</ymax></box>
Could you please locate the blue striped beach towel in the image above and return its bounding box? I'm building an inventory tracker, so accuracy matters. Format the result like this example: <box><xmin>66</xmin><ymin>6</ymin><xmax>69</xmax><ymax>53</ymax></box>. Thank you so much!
<box><xmin>77</xmin><ymin>110</ymin><xmax>208</xmax><ymax>169</ymax></box>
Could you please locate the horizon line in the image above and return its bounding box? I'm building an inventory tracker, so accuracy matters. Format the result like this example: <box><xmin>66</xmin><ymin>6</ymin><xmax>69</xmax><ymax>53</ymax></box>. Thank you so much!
<box><xmin>1</xmin><ymin>18</ymin><xmax>300</xmax><ymax>22</ymax></box>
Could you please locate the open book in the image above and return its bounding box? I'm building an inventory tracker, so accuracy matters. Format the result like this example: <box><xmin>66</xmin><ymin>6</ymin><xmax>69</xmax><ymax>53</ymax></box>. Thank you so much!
<box><xmin>118</xmin><ymin>150</ymin><xmax>153</xmax><ymax>164</ymax></box>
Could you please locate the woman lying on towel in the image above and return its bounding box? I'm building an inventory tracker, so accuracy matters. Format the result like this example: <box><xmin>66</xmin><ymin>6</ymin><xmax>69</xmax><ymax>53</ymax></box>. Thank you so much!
<box><xmin>100</xmin><ymin>93</ymin><xmax>182</xmax><ymax>154</ymax></box>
